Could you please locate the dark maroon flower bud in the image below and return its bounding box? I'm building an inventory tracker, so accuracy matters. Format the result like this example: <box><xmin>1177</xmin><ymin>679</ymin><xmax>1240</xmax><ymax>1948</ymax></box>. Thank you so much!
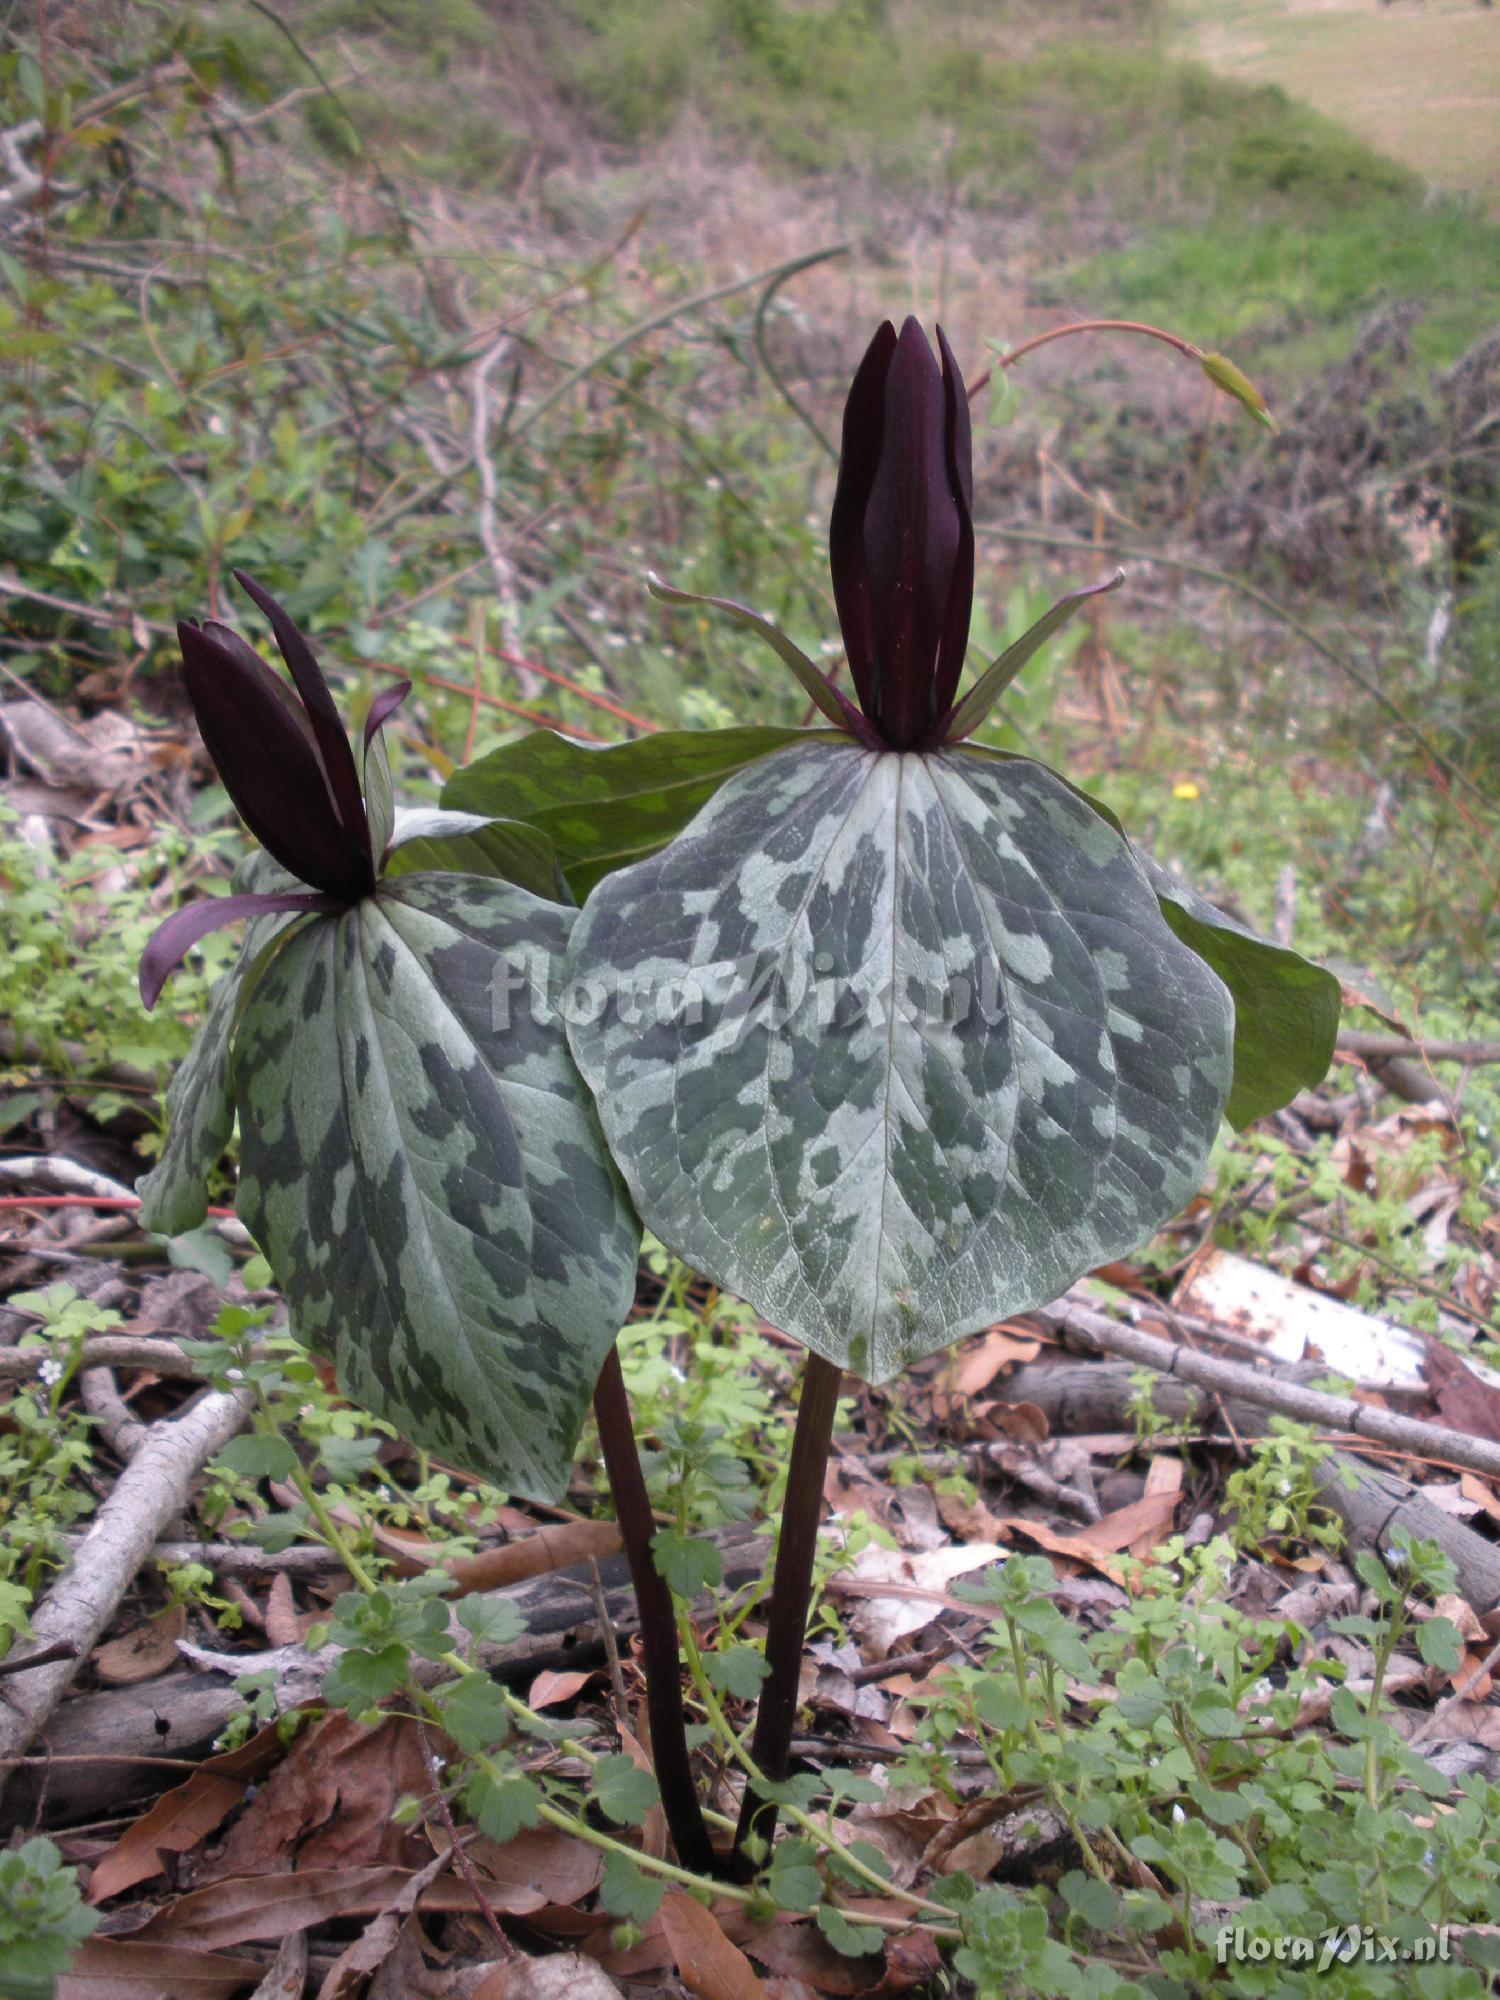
<box><xmin>140</xmin><ymin>573</ymin><xmax>410</xmax><ymax>1008</ymax></box>
<box><xmin>829</xmin><ymin>317</ymin><xmax>974</xmax><ymax>750</ymax></box>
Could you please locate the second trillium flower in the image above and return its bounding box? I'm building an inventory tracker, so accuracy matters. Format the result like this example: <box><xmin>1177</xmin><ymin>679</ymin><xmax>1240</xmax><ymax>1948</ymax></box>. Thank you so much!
<box><xmin>140</xmin><ymin>571</ymin><xmax>408</xmax><ymax>1008</ymax></box>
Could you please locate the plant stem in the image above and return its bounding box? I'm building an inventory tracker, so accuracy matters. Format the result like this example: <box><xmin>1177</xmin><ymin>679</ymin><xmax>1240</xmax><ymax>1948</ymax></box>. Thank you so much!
<box><xmin>731</xmin><ymin>1350</ymin><xmax>843</xmax><ymax>1875</ymax></box>
<box><xmin>592</xmin><ymin>1344</ymin><xmax>716</xmax><ymax>1878</ymax></box>
<box><xmin>965</xmin><ymin>317</ymin><xmax>1202</xmax><ymax>401</ymax></box>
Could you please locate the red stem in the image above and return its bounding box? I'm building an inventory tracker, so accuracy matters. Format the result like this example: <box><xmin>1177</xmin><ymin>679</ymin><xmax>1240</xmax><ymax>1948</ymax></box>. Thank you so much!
<box><xmin>731</xmin><ymin>1350</ymin><xmax>843</xmax><ymax>1874</ymax></box>
<box><xmin>966</xmin><ymin>317</ymin><xmax>1203</xmax><ymax>402</ymax></box>
<box><xmin>592</xmin><ymin>1345</ymin><xmax>716</xmax><ymax>1877</ymax></box>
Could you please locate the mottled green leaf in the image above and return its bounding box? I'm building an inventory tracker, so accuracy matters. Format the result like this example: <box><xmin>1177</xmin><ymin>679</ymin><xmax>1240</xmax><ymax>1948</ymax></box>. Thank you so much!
<box><xmin>472</xmin><ymin>1771</ymin><xmax>543</xmax><ymax>1846</ymax></box>
<box><xmin>566</xmin><ymin>741</ymin><xmax>1233</xmax><ymax>1381</ymax></box>
<box><xmin>384</xmin><ymin>807</ymin><xmax>566</xmax><ymax>904</ymax></box>
<box><xmin>1136</xmin><ymin>854</ymin><xmax>1339</xmax><ymax>1127</ymax></box>
<box><xmin>456</xmin><ymin>1596</ymin><xmax>528</xmax><ymax>1646</ymax></box>
<box><xmin>231</xmin><ymin>871</ymin><xmax>640</xmax><ymax>1501</ymax></box>
<box><xmin>135</xmin><ymin>857</ymin><xmax>305</xmax><ymax>1238</ymax></box>
<box><xmin>443</xmin><ymin>726</ymin><xmax>828</xmax><ymax>899</ymax></box>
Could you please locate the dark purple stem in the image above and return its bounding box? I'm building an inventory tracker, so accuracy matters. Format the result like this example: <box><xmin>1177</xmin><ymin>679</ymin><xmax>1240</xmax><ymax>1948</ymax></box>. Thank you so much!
<box><xmin>731</xmin><ymin>1351</ymin><xmax>843</xmax><ymax>1876</ymax></box>
<box><xmin>592</xmin><ymin>1345</ymin><xmax>716</xmax><ymax>1878</ymax></box>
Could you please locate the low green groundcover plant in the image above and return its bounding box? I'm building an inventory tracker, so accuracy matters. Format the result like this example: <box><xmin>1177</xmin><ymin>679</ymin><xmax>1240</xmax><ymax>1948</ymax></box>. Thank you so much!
<box><xmin>138</xmin><ymin>316</ymin><xmax>1339</xmax><ymax>1894</ymax></box>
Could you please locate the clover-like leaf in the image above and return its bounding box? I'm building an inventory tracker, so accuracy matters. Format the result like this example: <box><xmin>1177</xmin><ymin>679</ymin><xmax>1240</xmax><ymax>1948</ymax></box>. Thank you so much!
<box><xmin>591</xmin><ymin>1752</ymin><xmax>660</xmax><ymax>1827</ymax></box>
<box><xmin>230</xmin><ymin>871</ymin><xmax>640</xmax><ymax>1501</ymax></box>
<box><xmin>566</xmin><ymin>740</ymin><xmax>1233</xmax><ymax>1380</ymax></box>
<box><xmin>649</xmin><ymin>1529</ymin><xmax>724</xmax><ymax>1598</ymax></box>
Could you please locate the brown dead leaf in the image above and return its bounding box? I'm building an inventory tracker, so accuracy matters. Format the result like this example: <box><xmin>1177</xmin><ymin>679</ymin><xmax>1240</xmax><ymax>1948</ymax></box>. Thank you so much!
<box><xmin>1422</xmin><ymin>1337</ymin><xmax>1500</xmax><ymax>1446</ymax></box>
<box><xmin>468</xmin><ymin>1827</ymin><xmax>603</xmax><ymax>1913</ymax></box>
<box><xmin>528</xmin><ymin>1668</ymin><xmax>596</xmax><ymax>1710</ymax></box>
<box><xmin>87</xmin><ymin>1719</ymin><xmax>289</xmax><ymax>1904</ymax></box>
<box><xmin>1131</xmin><ymin>1459</ymin><xmax>1182</xmax><ymax>1560</ymax></box>
<box><xmin>314</xmin><ymin>1850</ymin><xmax>451</xmax><ymax>2000</ymax></box>
<box><xmin>1461</xmin><ymin>1472</ymin><xmax>1500</xmax><ymax>1524</ymax></box>
<box><xmin>201</xmin><ymin>1711</ymin><xmax>430</xmax><ymax>1880</ymax></box>
<box><xmin>264</xmin><ymin>1572</ymin><xmax>310</xmax><ymax>1647</ymax></box>
<box><xmin>951</xmin><ymin>1326</ymin><xmax>1041</xmax><ymax>1396</ymax></box>
<box><xmin>93</xmin><ymin>1604</ymin><xmax>187</xmax><ymax>1686</ymax></box>
<box><xmin>661</xmin><ymin>1889</ymin><xmax>769</xmax><ymax>2000</ymax></box>
<box><xmin>743</xmin><ymin>1919</ymin><xmax>884</xmax><ymax>1994</ymax></box>
<box><xmin>1433</xmin><ymin>1594</ymin><xmax>1488</xmax><ymax>1645</ymax></box>
<box><xmin>56</xmin><ymin>1939</ymin><xmax>270</xmax><ymax>1999</ymax></box>
<box><xmin>988</xmin><ymin>1400</ymin><xmax>1049</xmax><ymax>1444</ymax></box>
<box><xmin>126</xmin><ymin>1866</ymin><xmax>484</xmax><ymax>1950</ymax></box>
<box><xmin>491</xmin><ymin>1952</ymin><xmax>624</xmax><ymax>2000</ymax></box>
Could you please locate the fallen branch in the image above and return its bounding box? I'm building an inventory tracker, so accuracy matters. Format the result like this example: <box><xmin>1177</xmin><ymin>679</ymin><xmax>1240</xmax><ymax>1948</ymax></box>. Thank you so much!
<box><xmin>1006</xmin><ymin>1357</ymin><xmax>1500</xmax><ymax>1613</ymax></box>
<box><xmin>1338</xmin><ymin>1030</ymin><xmax>1500</xmax><ymax>1067</ymax></box>
<box><xmin>0</xmin><ymin>1385</ymin><xmax>250</xmax><ymax>1788</ymax></box>
<box><xmin>0</xmin><ymin>1335</ymin><xmax>202</xmax><ymax>1382</ymax></box>
<box><xmin>1044</xmin><ymin>1295</ymin><xmax>1500</xmax><ymax>1484</ymax></box>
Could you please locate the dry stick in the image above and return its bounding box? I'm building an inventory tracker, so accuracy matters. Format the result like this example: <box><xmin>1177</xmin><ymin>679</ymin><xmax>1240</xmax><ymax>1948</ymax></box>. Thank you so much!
<box><xmin>1337</xmin><ymin>1030</ymin><xmax>1500</xmax><ymax>1067</ymax></box>
<box><xmin>591</xmin><ymin>1346</ymin><xmax>715</xmax><ymax>1878</ymax></box>
<box><xmin>0</xmin><ymin>1385</ymin><xmax>250</xmax><ymax>1784</ymax></box>
<box><xmin>1047</xmin><ymin>1297</ymin><xmax>1500</xmax><ymax>1484</ymax></box>
<box><xmin>731</xmin><ymin>1351</ymin><xmax>844</xmax><ymax>1877</ymax></box>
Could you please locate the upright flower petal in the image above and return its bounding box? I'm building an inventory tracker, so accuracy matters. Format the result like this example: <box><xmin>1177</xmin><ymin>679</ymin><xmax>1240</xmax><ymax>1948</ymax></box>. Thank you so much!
<box><xmin>232</xmin><ymin>570</ymin><xmax>371</xmax><ymax>867</ymax></box>
<box><xmin>930</xmin><ymin>324</ymin><xmax>975</xmax><ymax>728</ymax></box>
<box><xmin>829</xmin><ymin>319</ymin><xmax>898</xmax><ymax>718</ymax></box>
<box><xmin>828</xmin><ymin>318</ymin><xmax>976</xmax><ymax>750</ymax></box>
<box><xmin>179</xmin><ymin>621</ymin><xmax>373</xmax><ymax>899</ymax></box>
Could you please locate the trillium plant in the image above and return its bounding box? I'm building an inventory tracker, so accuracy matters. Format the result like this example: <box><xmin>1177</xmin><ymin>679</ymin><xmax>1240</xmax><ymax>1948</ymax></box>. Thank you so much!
<box><xmin>140</xmin><ymin>316</ymin><xmax>1338</xmax><ymax>1882</ymax></box>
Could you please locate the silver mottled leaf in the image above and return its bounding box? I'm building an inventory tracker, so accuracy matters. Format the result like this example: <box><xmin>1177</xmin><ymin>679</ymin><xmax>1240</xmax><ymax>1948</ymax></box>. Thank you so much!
<box><xmin>565</xmin><ymin>740</ymin><xmax>1233</xmax><ymax>1381</ymax></box>
<box><xmin>136</xmin><ymin>855</ymin><xmax>305</xmax><ymax>1238</ymax></box>
<box><xmin>231</xmin><ymin>872</ymin><xmax>640</xmax><ymax>1499</ymax></box>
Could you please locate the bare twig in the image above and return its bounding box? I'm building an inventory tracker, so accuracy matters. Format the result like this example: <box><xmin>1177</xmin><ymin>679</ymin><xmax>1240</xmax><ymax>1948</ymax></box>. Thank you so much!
<box><xmin>1046</xmin><ymin>1294</ymin><xmax>1500</xmax><ymax>1483</ymax></box>
<box><xmin>0</xmin><ymin>1386</ymin><xmax>251</xmax><ymax>1781</ymax></box>
<box><xmin>469</xmin><ymin>337</ymin><xmax>537</xmax><ymax>697</ymax></box>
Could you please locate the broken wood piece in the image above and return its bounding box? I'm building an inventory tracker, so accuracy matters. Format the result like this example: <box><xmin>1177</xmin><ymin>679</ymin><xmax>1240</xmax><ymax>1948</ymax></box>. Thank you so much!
<box><xmin>0</xmin><ymin>1384</ymin><xmax>251</xmax><ymax>1792</ymax></box>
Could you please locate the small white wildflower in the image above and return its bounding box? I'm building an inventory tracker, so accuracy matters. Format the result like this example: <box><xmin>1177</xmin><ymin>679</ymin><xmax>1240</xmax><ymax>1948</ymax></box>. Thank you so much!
<box><xmin>224</xmin><ymin>1366</ymin><xmax>245</xmax><ymax>1382</ymax></box>
<box><xmin>704</xmin><ymin>477</ymin><xmax>722</xmax><ymax>492</ymax></box>
<box><xmin>37</xmin><ymin>1357</ymin><xmax>64</xmax><ymax>1387</ymax></box>
<box><xmin>669</xmin><ymin>1365</ymin><xmax>687</xmax><ymax>1384</ymax></box>
<box><xmin>1171</xmin><ymin>1804</ymin><xmax>1186</xmax><ymax>1824</ymax></box>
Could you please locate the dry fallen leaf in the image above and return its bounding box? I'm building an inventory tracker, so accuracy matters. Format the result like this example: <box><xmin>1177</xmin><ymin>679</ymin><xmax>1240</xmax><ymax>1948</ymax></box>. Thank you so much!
<box><xmin>93</xmin><ymin>1604</ymin><xmax>188</xmax><ymax>1687</ymax></box>
<box><xmin>200</xmin><ymin>1712</ymin><xmax>430</xmax><ymax>1880</ymax></box>
<box><xmin>660</xmin><ymin>1889</ymin><xmax>769</xmax><ymax>2000</ymax></box>
<box><xmin>468</xmin><ymin>1827</ymin><xmax>603</xmax><ymax>1914</ymax></box>
<box><xmin>56</xmin><ymin>1938</ymin><xmax>271</xmax><ymax>1999</ymax></box>
<box><xmin>87</xmin><ymin>1719</ymin><xmax>290</xmax><ymax>1904</ymax></box>
<box><xmin>528</xmin><ymin>1668</ymin><xmax>596</xmax><ymax>1711</ymax></box>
